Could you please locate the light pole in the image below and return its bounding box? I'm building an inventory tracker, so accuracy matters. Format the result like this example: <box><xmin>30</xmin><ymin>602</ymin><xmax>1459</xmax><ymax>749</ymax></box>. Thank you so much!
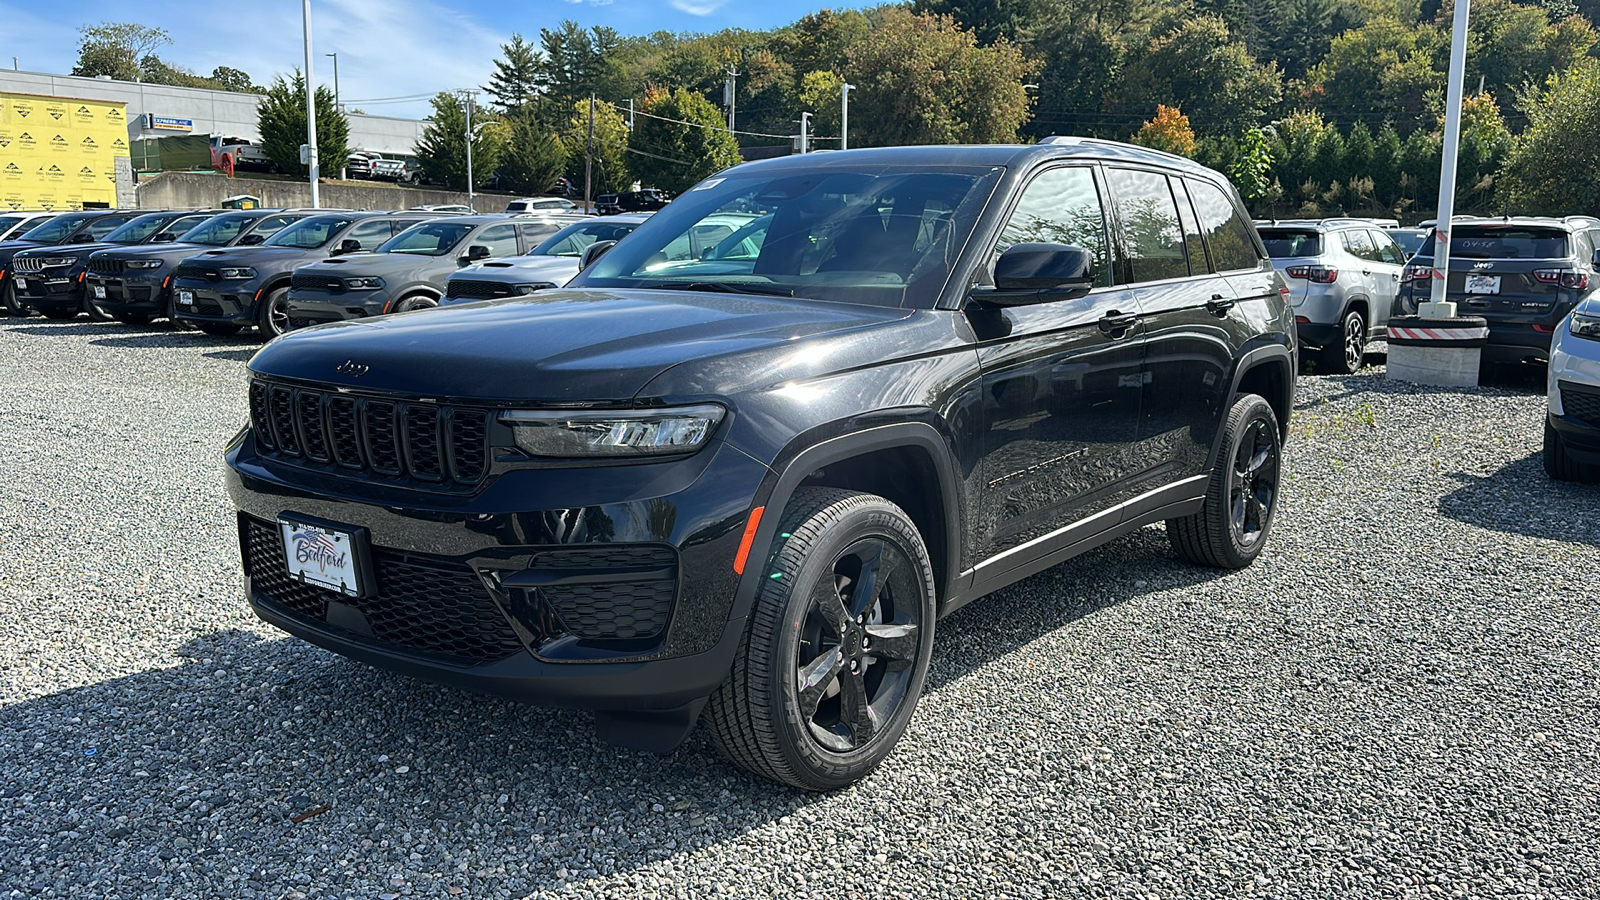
<box><xmin>840</xmin><ymin>83</ymin><xmax>853</xmax><ymax>151</ymax></box>
<box><xmin>1425</xmin><ymin>0</ymin><xmax>1472</xmax><ymax>318</ymax></box>
<box><xmin>325</xmin><ymin>53</ymin><xmax>340</xmax><ymax>113</ymax></box>
<box><xmin>301</xmin><ymin>0</ymin><xmax>319</xmax><ymax>208</ymax></box>
<box><xmin>798</xmin><ymin>112</ymin><xmax>811</xmax><ymax>154</ymax></box>
<box><xmin>459</xmin><ymin>90</ymin><xmax>477</xmax><ymax>212</ymax></box>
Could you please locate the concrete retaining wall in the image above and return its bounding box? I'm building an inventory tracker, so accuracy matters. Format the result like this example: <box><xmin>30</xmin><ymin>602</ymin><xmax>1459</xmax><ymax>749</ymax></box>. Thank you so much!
<box><xmin>133</xmin><ymin>171</ymin><xmax>520</xmax><ymax>212</ymax></box>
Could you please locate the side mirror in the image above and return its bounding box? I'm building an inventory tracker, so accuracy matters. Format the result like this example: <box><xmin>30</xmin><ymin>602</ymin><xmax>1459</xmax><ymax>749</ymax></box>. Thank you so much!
<box><xmin>239</xmin><ymin>233</ymin><xmax>265</xmax><ymax>246</ymax></box>
<box><xmin>465</xmin><ymin>244</ymin><xmax>493</xmax><ymax>262</ymax></box>
<box><xmin>70</xmin><ymin>232</ymin><xmax>95</xmax><ymax>243</ymax></box>
<box><xmin>975</xmin><ymin>243</ymin><xmax>1096</xmax><ymax>306</ymax></box>
<box><xmin>152</xmin><ymin>232</ymin><xmax>177</xmax><ymax>243</ymax></box>
<box><xmin>580</xmin><ymin>239</ymin><xmax>616</xmax><ymax>270</ymax></box>
<box><xmin>334</xmin><ymin>238</ymin><xmax>362</xmax><ymax>255</ymax></box>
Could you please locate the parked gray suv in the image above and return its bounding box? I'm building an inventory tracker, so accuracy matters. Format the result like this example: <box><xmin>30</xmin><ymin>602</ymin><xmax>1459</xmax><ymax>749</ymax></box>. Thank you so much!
<box><xmin>1257</xmin><ymin>219</ymin><xmax>1408</xmax><ymax>373</ymax></box>
<box><xmin>283</xmin><ymin>216</ymin><xmax>567</xmax><ymax>327</ymax></box>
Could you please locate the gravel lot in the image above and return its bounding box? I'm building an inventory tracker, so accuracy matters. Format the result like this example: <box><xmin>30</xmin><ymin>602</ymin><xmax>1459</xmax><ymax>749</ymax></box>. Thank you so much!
<box><xmin>2</xmin><ymin>319</ymin><xmax>1598</xmax><ymax>899</ymax></box>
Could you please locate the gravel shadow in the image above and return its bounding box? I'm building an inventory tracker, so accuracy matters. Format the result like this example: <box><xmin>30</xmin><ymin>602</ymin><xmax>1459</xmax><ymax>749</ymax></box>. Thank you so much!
<box><xmin>1437</xmin><ymin>452</ymin><xmax>1600</xmax><ymax>545</ymax></box>
<box><xmin>1</xmin><ymin>322</ymin><xmax>123</xmax><ymax>337</ymax></box>
<box><xmin>91</xmin><ymin>333</ymin><xmax>260</xmax><ymax>351</ymax></box>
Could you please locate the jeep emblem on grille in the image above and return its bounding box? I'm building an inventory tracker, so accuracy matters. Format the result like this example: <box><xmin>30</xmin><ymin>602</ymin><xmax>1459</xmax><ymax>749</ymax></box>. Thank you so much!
<box><xmin>336</xmin><ymin>360</ymin><xmax>369</xmax><ymax>377</ymax></box>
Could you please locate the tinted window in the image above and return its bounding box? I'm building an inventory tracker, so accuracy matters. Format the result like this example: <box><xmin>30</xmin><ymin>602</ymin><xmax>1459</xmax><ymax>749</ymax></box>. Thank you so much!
<box><xmin>1172</xmin><ymin>178</ymin><xmax>1210</xmax><ymax>274</ymax></box>
<box><xmin>1386</xmin><ymin>229</ymin><xmax>1428</xmax><ymax>257</ymax></box>
<box><xmin>265</xmin><ymin>215</ymin><xmax>359</xmax><ymax>248</ymax></box>
<box><xmin>996</xmin><ymin>166</ymin><xmax>1110</xmax><ymax>288</ymax></box>
<box><xmin>533</xmin><ymin>221</ymin><xmax>641</xmax><ymax>257</ymax></box>
<box><xmin>252</xmin><ymin>214</ymin><xmax>302</xmax><ymax>237</ymax></box>
<box><xmin>84</xmin><ymin>214</ymin><xmax>139</xmax><ymax>241</ymax></box>
<box><xmin>1370</xmin><ymin>230</ymin><xmax>1406</xmax><ymax>265</ymax></box>
<box><xmin>380</xmin><ymin>221</ymin><xmax>475</xmax><ymax>256</ymax></box>
<box><xmin>1259</xmin><ymin>229</ymin><xmax>1322</xmax><ymax>258</ymax></box>
<box><xmin>1341</xmin><ymin>229</ymin><xmax>1378</xmax><ymax>262</ymax></box>
<box><xmin>0</xmin><ymin>215</ymin><xmax>25</xmax><ymax>234</ymax></box>
<box><xmin>181</xmin><ymin>213</ymin><xmax>253</xmax><ymax>246</ymax></box>
<box><xmin>1107</xmin><ymin>167</ymin><xmax>1187</xmax><ymax>283</ymax></box>
<box><xmin>473</xmin><ymin>223</ymin><xmax>520</xmax><ymax>258</ymax></box>
<box><xmin>517</xmin><ymin>221</ymin><xmax>563</xmax><ymax>245</ymax></box>
<box><xmin>1187</xmin><ymin>179</ymin><xmax>1261</xmax><ymax>271</ymax></box>
<box><xmin>159</xmin><ymin>215</ymin><xmax>212</xmax><ymax>240</ymax></box>
<box><xmin>1419</xmin><ymin>227</ymin><xmax>1570</xmax><ymax>260</ymax></box>
<box><xmin>20</xmin><ymin>214</ymin><xmax>92</xmax><ymax>243</ymax></box>
<box><xmin>344</xmin><ymin>219</ymin><xmax>398</xmax><ymax>249</ymax></box>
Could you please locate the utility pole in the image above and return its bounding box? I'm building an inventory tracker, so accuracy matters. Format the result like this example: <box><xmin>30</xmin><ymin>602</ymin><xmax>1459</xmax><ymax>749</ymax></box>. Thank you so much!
<box><xmin>1425</xmin><ymin>0</ymin><xmax>1472</xmax><ymax>318</ymax></box>
<box><xmin>626</xmin><ymin>98</ymin><xmax>634</xmax><ymax>130</ymax></box>
<box><xmin>724</xmin><ymin>66</ymin><xmax>738</xmax><ymax>135</ymax></box>
<box><xmin>585</xmin><ymin>94</ymin><xmax>595</xmax><ymax>214</ymax></box>
<box><xmin>301</xmin><ymin>0</ymin><xmax>319</xmax><ymax>208</ymax></box>
<box><xmin>326</xmin><ymin>52</ymin><xmax>343</xmax><ymax>179</ymax></box>
<box><xmin>840</xmin><ymin>83</ymin><xmax>853</xmax><ymax>151</ymax></box>
<box><xmin>461</xmin><ymin>90</ymin><xmax>476</xmax><ymax>213</ymax></box>
<box><xmin>797</xmin><ymin>112</ymin><xmax>810</xmax><ymax>154</ymax></box>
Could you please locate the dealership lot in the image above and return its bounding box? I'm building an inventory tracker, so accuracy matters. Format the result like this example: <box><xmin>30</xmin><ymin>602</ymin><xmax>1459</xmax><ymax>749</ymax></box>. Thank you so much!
<box><xmin>1</xmin><ymin>321</ymin><xmax>1598</xmax><ymax>898</ymax></box>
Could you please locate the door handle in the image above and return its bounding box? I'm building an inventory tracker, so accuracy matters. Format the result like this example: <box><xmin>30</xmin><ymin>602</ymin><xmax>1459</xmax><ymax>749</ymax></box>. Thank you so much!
<box><xmin>1205</xmin><ymin>294</ymin><xmax>1235</xmax><ymax>316</ymax></box>
<box><xmin>1098</xmin><ymin>310</ymin><xmax>1137</xmax><ymax>336</ymax></box>
<box><xmin>1361</xmin><ymin>270</ymin><xmax>1372</xmax><ymax>276</ymax></box>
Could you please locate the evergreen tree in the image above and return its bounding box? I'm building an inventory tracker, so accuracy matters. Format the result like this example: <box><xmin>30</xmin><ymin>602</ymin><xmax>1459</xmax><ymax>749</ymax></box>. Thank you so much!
<box><xmin>497</xmin><ymin>116</ymin><xmax>568</xmax><ymax>196</ymax></box>
<box><xmin>486</xmin><ymin>34</ymin><xmax>544</xmax><ymax>114</ymax></box>
<box><xmin>257</xmin><ymin>72</ymin><xmax>349</xmax><ymax>178</ymax></box>
<box><xmin>413</xmin><ymin>92</ymin><xmax>509</xmax><ymax>191</ymax></box>
<box><xmin>1371</xmin><ymin>124</ymin><xmax>1404</xmax><ymax>210</ymax></box>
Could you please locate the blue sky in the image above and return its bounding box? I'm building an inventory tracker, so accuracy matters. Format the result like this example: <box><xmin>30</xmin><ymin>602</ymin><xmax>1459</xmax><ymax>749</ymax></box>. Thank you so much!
<box><xmin>0</xmin><ymin>0</ymin><xmax>868</xmax><ymax>119</ymax></box>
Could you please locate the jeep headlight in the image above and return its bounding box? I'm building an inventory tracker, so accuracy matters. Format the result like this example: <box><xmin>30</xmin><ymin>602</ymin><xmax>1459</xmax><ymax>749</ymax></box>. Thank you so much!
<box><xmin>345</xmin><ymin>277</ymin><xmax>383</xmax><ymax>290</ymax></box>
<box><xmin>126</xmin><ymin>259</ymin><xmax>164</xmax><ymax>269</ymax></box>
<box><xmin>1571</xmin><ymin>311</ymin><xmax>1600</xmax><ymax>340</ymax></box>
<box><xmin>513</xmin><ymin>282</ymin><xmax>555</xmax><ymax>295</ymax></box>
<box><xmin>41</xmin><ymin>256</ymin><xmax>77</xmax><ymax>267</ymax></box>
<box><xmin>500</xmin><ymin>404</ymin><xmax>725</xmax><ymax>457</ymax></box>
<box><xmin>219</xmin><ymin>266</ymin><xmax>256</xmax><ymax>279</ymax></box>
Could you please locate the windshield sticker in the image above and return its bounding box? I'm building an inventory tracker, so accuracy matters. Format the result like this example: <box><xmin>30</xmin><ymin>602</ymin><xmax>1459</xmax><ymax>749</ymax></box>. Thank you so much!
<box><xmin>689</xmin><ymin>178</ymin><xmax>725</xmax><ymax>192</ymax></box>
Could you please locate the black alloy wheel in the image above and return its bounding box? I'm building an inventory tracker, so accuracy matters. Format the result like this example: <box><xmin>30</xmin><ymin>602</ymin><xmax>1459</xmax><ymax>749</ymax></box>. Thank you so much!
<box><xmin>258</xmin><ymin>287</ymin><xmax>290</xmax><ymax>338</ymax></box>
<box><xmin>705</xmin><ymin>488</ymin><xmax>937</xmax><ymax>790</ymax></box>
<box><xmin>1168</xmin><ymin>393</ymin><xmax>1282</xmax><ymax>569</ymax></box>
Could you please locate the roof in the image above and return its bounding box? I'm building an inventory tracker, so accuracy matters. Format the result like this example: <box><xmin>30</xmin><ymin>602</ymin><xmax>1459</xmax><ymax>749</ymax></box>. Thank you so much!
<box><xmin>1418</xmin><ymin>215</ymin><xmax>1600</xmax><ymax>232</ymax></box>
<box><xmin>721</xmin><ymin>139</ymin><xmax>1226</xmax><ymax>179</ymax></box>
<box><xmin>1255</xmin><ymin>217</ymin><xmax>1394</xmax><ymax>231</ymax></box>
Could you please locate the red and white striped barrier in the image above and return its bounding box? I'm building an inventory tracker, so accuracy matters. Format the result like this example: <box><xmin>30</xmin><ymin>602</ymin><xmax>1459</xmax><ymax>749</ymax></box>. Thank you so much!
<box><xmin>1387</xmin><ymin>323</ymin><xmax>1488</xmax><ymax>342</ymax></box>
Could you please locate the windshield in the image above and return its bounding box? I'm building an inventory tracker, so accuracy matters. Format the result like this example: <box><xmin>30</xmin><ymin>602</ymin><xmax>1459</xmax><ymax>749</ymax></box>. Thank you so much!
<box><xmin>378</xmin><ymin>221</ymin><xmax>475</xmax><ymax>256</ymax></box>
<box><xmin>264</xmin><ymin>215</ymin><xmax>358</xmax><ymax>249</ymax></box>
<box><xmin>83</xmin><ymin>214</ymin><xmax>139</xmax><ymax>241</ymax></box>
<box><xmin>1419</xmin><ymin>226</ymin><xmax>1570</xmax><ymax>260</ymax></box>
<box><xmin>531</xmin><ymin>221</ymin><xmax>643</xmax><ymax>257</ymax></box>
<box><xmin>1388</xmin><ymin>229</ymin><xmax>1427</xmax><ymax>256</ymax></box>
<box><xmin>19</xmin><ymin>213</ymin><xmax>93</xmax><ymax>244</ymax></box>
<box><xmin>573</xmin><ymin>165</ymin><xmax>1004</xmax><ymax>308</ymax></box>
<box><xmin>180</xmin><ymin>213</ymin><xmax>253</xmax><ymax>246</ymax></box>
<box><xmin>0</xmin><ymin>215</ymin><xmax>25</xmax><ymax>234</ymax></box>
<box><xmin>104</xmin><ymin>214</ymin><xmax>182</xmax><ymax>244</ymax></box>
<box><xmin>1259</xmin><ymin>230</ymin><xmax>1321</xmax><ymax>258</ymax></box>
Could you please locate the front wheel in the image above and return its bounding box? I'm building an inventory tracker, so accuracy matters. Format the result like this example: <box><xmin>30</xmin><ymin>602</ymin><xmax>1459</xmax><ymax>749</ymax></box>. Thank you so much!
<box><xmin>1168</xmin><ymin>393</ymin><xmax>1283</xmax><ymax>569</ymax></box>
<box><xmin>394</xmin><ymin>294</ymin><xmax>438</xmax><ymax>314</ymax></box>
<box><xmin>1544</xmin><ymin>421</ymin><xmax>1598</xmax><ymax>482</ymax></box>
<box><xmin>83</xmin><ymin>294</ymin><xmax>113</xmax><ymax>322</ymax></box>
<box><xmin>1</xmin><ymin>280</ymin><xmax>31</xmax><ymax>317</ymax></box>
<box><xmin>257</xmin><ymin>286</ymin><xmax>290</xmax><ymax>338</ymax></box>
<box><xmin>704</xmin><ymin>488</ymin><xmax>937</xmax><ymax>790</ymax></box>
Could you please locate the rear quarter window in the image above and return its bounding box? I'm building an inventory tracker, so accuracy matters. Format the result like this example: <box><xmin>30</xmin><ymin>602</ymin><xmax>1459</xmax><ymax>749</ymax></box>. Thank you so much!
<box><xmin>1186</xmin><ymin>179</ymin><xmax>1261</xmax><ymax>272</ymax></box>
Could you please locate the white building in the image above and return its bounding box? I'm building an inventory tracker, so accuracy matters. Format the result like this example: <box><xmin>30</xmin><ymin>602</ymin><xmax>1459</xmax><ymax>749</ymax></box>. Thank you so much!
<box><xmin>0</xmin><ymin>69</ymin><xmax>427</xmax><ymax>156</ymax></box>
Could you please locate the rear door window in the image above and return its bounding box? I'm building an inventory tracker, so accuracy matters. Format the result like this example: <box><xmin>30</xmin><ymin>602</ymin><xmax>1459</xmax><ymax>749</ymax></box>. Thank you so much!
<box><xmin>343</xmin><ymin>219</ymin><xmax>397</xmax><ymax>249</ymax></box>
<box><xmin>1172</xmin><ymin>178</ymin><xmax>1212</xmax><ymax>273</ymax></box>
<box><xmin>1106</xmin><ymin>167</ymin><xmax>1188</xmax><ymax>283</ymax></box>
<box><xmin>1258</xmin><ymin>230</ymin><xmax>1321</xmax><ymax>258</ymax></box>
<box><xmin>1341</xmin><ymin>229</ymin><xmax>1378</xmax><ymax>262</ymax></box>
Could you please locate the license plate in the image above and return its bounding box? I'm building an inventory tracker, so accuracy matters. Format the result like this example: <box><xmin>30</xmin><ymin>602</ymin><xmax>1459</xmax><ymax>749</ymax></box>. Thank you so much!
<box><xmin>1464</xmin><ymin>274</ymin><xmax>1501</xmax><ymax>295</ymax></box>
<box><xmin>177</xmin><ymin>289</ymin><xmax>194</xmax><ymax>305</ymax></box>
<box><xmin>91</xmin><ymin>284</ymin><xmax>106</xmax><ymax>299</ymax></box>
<box><xmin>279</xmin><ymin>518</ymin><xmax>364</xmax><ymax>597</ymax></box>
<box><xmin>13</xmin><ymin>277</ymin><xmax>25</xmax><ymax>291</ymax></box>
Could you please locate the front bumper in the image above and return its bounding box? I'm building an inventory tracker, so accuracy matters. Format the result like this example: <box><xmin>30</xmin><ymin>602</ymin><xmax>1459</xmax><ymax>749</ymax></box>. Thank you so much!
<box><xmin>87</xmin><ymin>271</ymin><xmax>167</xmax><ymax>314</ymax></box>
<box><xmin>171</xmin><ymin>279</ymin><xmax>261</xmax><ymax>325</ymax></box>
<box><xmin>225</xmin><ymin>433</ymin><xmax>771</xmax><ymax>712</ymax></box>
<box><xmin>15</xmin><ymin>271</ymin><xmax>82</xmax><ymax>312</ymax></box>
<box><xmin>284</xmin><ymin>288</ymin><xmax>390</xmax><ymax>325</ymax></box>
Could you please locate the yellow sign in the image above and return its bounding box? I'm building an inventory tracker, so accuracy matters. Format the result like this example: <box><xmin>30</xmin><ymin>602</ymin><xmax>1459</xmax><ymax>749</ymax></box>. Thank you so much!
<box><xmin>0</xmin><ymin>92</ymin><xmax>129</xmax><ymax>209</ymax></box>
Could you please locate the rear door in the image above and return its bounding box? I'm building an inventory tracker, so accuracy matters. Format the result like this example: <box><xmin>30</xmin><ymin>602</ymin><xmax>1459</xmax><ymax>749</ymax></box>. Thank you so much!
<box><xmin>971</xmin><ymin>164</ymin><xmax>1145</xmax><ymax>562</ymax></box>
<box><xmin>1367</xmin><ymin>229</ymin><xmax>1407</xmax><ymax>327</ymax></box>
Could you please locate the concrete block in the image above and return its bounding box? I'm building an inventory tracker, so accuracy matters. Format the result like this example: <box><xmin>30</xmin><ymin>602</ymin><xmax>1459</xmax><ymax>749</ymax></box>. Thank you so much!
<box><xmin>1387</xmin><ymin>343</ymin><xmax>1482</xmax><ymax>387</ymax></box>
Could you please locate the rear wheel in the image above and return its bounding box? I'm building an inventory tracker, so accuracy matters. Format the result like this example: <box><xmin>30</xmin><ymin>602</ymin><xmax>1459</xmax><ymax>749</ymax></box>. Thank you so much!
<box><xmin>1323</xmin><ymin>308</ymin><xmax>1367</xmax><ymax>374</ymax></box>
<box><xmin>704</xmin><ymin>488</ymin><xmax>937</xmax><ymax>790</ymax></box>
<box><xmin>1543</xmin><ymin>420</ymin><xmax>1598</xmax><ymax>482</ymax></box>
<box><xmin>196</xmin><ymin>321</ymin><xmax>242</xmax><ymax>337</ymax></box>
<box><xmin>257</xmin><ymin>286</ymin><xmax>290</xmax><ymax>338</ymax></box>
<box><xmin>1168</xmin><ymin>394</ymin><xmax>1282</xmax><ymax>569</ymax></box>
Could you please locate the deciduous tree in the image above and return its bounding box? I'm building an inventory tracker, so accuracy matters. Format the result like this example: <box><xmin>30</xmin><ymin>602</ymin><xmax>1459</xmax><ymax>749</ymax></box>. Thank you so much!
<box><xmin>628</xmin><ymin>88</ymin><xmax>741</xmax><ymax>195</ymax></box>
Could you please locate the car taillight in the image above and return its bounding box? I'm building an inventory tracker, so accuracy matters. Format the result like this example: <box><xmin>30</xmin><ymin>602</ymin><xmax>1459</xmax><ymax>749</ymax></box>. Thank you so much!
<box><xmin>1285</xmin><ymin>265</ymin><xmax>1337</xmax><ymax>284</ymax></box>
<box><xmin>1533</xmin><ymin>269</ymin><xmax>1590</xmax><ymax>290</ymax></box>
<box><xmin>1401</xmin><ymin>264</ymin><xmax>1432</xmax><ymax>283</ymax></box>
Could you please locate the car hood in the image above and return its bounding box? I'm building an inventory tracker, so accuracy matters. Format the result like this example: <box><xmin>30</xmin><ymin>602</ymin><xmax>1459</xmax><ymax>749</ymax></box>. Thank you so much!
<box><xmin>0</xmin><ymin>239</ymin><xmax>45</xmax><ymax>261</ymax></box>
<box><xmin>248</xmin><ymin>287</ymin><xmax>915</xmax><ymax>403</ymax></box>
<box><xmin>187</xmin><ymin>246</ymin><xmax>324</xmax><ymax>266</ymax></box>
<box><xmin>99</xmin><ymin>241</ymin><xmax>212</xmax><ymax>259</ymax></box>
<box><xmin>16</xmin><ymin>241</ymin><xmax>122</xmax><ymax>259</ymax></box>
<box><xmin>297</xmin><ymin>252</ymin><xmax>450</xmax><ymax>279</ymax></box>
<box><xmin>459</xmin><ymin>255</ymin><xmax>578</xmax><ymax>280</ymax></box>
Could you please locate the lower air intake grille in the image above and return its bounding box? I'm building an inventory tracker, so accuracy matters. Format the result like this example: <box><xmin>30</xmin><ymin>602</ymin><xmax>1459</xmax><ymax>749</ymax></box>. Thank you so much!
<box><xmin>1561</xmin><ymin>381</ymin><xmax>1600</xmax><ymax>427</ymax></box>
<box><xmin>532</xmin><ymin>546</ymin><xmax>678</xmax><ymax>640</ymax></box>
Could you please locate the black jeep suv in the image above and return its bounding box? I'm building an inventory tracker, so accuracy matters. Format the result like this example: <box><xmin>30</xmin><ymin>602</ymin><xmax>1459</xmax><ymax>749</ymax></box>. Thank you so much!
<box><xmin>14</xmin><ymin>210</ymin><xmax>221</xmax><ymax>320</ymax></box>
<box><xmin>227</xmin><ymin>141</ymin><xmax>1295</xmax><ymax>789</ymax></box>
<box><xmin>0</xmin><ymin>209</ymin><xmax>143</xmax><ymax>316</ymax></box>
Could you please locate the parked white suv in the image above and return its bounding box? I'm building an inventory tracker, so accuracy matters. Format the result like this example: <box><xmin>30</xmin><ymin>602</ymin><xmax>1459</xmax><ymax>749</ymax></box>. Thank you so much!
<box><xmin>1257</xmin><ymin>218</ymin><xmax>1408</xmax><ymax>373</ymax></box>
<box><xmin>1545</xmin><ymin>295</ymin><xmax>1600</xmax><ymax>481</ymax></box>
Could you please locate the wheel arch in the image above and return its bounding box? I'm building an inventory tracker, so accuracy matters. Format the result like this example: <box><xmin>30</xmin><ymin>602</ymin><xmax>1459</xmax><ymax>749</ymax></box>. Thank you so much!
<box><xmin>387</xmin><ymin>285</ymin><xmax>443</xmax><ymax>313</ymax></box>
<box><xmin>1209</xmin><ymin>345</ymin><xmax>1294</xmax><ymax>472</ymax></box>
<box><xmin>729</xmin><ymin>422</ymin><xmax>964</xmax><ymax>625</ymax></box>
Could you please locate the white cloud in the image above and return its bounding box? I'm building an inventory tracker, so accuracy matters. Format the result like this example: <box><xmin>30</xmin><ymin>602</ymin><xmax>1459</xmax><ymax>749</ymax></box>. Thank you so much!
<box><xmin>670</xmin><ymin>0</ymin><xmax>728</xmax><ymax>14</ymax></box>
<box><xmin>565</xmin><ymin>0</ymin><xmax>616</xmax><ymax>6</ymax></box>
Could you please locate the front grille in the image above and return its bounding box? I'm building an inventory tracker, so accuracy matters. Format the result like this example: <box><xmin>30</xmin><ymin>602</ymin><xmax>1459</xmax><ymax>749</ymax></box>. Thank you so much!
<box><xmin>1561</xmin><ymin>381</ymin><xmax>1600</xmax><ymax>427</ymax></box>
<box><xmin>291</xmin><ymin>272</ymin><xmax>345</xmax><ymax>294</ymax></box>
<box><xmin>88</xmin><ymin>257</ymin><xmax>124</xmax><ymax>274</ymax></box>
<box><xmin>12</xmin><ymin>257</ymin><xmax>45</xmax><ymax>273</ymax></box>
<box><xmin>173</xmin><ymin>264</ymin><xmax>220</xmax><ymax>282</ymax></box>
<box><xmin>248</xmin><ymin>379</ymin><xmax>492</xmax><ymax>487</ymax></box>
<box><xmin>446</xmin><ymin>279</ymin><xmax>516</xmax><ymax>301</ymax></box>
<box><xmin>242</xmin><ymin>518</ymin><xmax>524</xmax><ymax>664</ymax></box>
<box><xmin>532</xmin><ymin>546</ymin><xmax>678</xmax><ymax>640</ymax></box>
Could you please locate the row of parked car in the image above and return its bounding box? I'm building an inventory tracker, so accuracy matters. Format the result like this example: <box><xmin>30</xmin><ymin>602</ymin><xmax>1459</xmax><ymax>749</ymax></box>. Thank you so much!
<box><xmin>0</xmin><ymin>205</ymin><xmax>663</xmax><ymax>338</ymax></box>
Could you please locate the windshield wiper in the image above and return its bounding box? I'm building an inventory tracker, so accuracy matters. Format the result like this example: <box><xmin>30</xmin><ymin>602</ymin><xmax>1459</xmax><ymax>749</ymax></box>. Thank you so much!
<box><xmin>651</xmin><ymin>281</ymin><xmax>795</xmax><ymax>297</ymax></box>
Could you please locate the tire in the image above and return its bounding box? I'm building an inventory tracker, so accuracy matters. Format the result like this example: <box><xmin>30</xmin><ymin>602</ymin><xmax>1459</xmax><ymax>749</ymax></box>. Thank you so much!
<box><xmin>1543</xmin><ymin>421</ymin><xmax>1597</xmax><ymax>482</ymax></box>
<box><xmin>1</xmin><ymin>280</ymin><xmax>32</xmax><ymax>317</ymax></box>
<box><xmin>704</xmin><ymin>488</ymin><xmax>937</xmax><ymax>791</ymax></box>
<box><xmin>1168</xmin><ymin>393</ymin><xmax>1283</xmax><ymax>569</ymax></box>
<box><xmin>39</xmin><ymin>307</ymin><xmax>76</xmax><ymax>320</ymax></box>
<box><xmin>196</xmin><ymin>321</ymin><xmax>243</xmax><ymax>337</ymax></box>
<box><xmin>257</xmin><ymin>286</ymin><xmax>290</xmax><ymax>338</ymax></box>
<box><xmin>1323</xmin><ymin>307</ymin><xmax>1367</xmax><ymax>374</ymax></box>
<box><xmin>113</xmin><ymin>312</ymin><xmax>150</xmax><ymax>325</ymax></box>
<box><xmin>83</xmin><ymin>294</ymin><xmax>113</xmax><ymax>322</ymax></box>
<box><xmin>394</xmin><ymin>294</ymin><xmax>438</xmax><ymax>313</ymax></box>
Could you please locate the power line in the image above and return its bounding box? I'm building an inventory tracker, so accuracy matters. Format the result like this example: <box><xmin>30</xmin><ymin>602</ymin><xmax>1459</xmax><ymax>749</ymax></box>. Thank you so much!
<box><xmin>599</xmin><ymin>99</ymin><xmax>795</xmax><ymax>140</ymax></box>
